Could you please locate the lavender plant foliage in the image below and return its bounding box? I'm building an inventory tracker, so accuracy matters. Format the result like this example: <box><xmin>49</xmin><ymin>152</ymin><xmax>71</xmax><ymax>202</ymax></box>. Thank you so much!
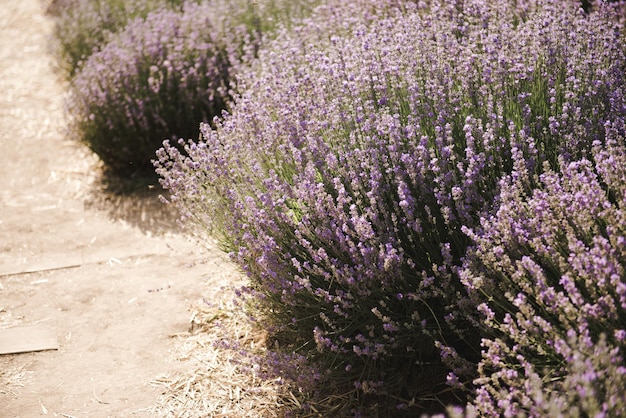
<box><xmin>50</xmin><ymin>0</ymin><xmax>190</xmax><ymax>79</ymax></box>
<box><xmin>67</xmin><ymin>2</ymin><xmax>230</xmax><ymax>176</ymax></box>
<box><xmin>461</xmin><ymin>125</ymin><xmax>626</xmax><ymax>416</ymax></box>
<box><xmin>156</xmin><ymin>0</ymin><xmax>625</xmax><ymax>414</ymax></box>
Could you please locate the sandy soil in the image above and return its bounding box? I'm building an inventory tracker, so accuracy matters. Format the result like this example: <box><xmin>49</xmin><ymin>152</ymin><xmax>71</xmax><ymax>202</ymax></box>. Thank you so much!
<box><xmin>0</xmin><ymin>1</ymin><xmax>246</xmax><ymax>416</ymax></box>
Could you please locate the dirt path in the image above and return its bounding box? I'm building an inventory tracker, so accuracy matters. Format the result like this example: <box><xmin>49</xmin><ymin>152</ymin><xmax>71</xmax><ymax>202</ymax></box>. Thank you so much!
<box><xmin>0</xmin><ymin>1</ymin><xmax>242</xmax><ymax>416</ymax></box>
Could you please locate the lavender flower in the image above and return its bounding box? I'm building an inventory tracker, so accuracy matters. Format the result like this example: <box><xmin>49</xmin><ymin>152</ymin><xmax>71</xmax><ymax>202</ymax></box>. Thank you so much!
<box><xmin>462</xmin><ymin>124</ymin><xmax>626</xmax><ymax>416</ymax></box>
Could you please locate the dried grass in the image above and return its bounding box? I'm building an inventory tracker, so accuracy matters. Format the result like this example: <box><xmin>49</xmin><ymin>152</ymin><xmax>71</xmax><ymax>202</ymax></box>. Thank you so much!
<box><xmin>0</xmin><ymin>362</ymin><xmax>32</xmax><ymax>397</ymax></box>
<box><xmin>150</xmin><ymin>283</ymin><xmax>287</xmax><ymax>417</ymax></box>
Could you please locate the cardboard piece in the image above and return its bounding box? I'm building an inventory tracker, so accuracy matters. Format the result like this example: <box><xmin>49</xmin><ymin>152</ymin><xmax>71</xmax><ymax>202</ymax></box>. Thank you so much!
<box><xmin>0</xmin><ymin>324</ymin><xmax>58</xmax><ymax>355</ymax></box>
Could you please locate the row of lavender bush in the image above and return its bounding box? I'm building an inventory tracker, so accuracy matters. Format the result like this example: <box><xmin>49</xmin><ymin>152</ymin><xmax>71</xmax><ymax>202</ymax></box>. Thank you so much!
<box><xmin>156</xmin><ymin>0</ymin><xmax>626</xmax><ymax>415</ymax></box>
<box><xmin>51</xmin><ymin>0</ymin><xmax>322</xmax><ymax>177</ymax></box>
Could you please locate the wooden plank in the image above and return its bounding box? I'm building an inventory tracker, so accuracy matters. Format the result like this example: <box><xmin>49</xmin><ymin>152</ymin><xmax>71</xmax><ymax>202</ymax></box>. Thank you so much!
<box><xmin>0</xmin><ymin>251</ymin><xmax>163</xmax><ymax>278</ymax></box>
<box><xmin>0</xmin><ymin>324</ymin><xmax>58</xmax><ymax>355</ymax></box>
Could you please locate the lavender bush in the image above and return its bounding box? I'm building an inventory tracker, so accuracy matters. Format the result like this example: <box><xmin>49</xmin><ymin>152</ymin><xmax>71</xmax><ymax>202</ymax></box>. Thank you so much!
<box><xmin>460</xmin><ymin>125</ymin><xmax>626</xmax><ymax>416</ymax></box>
<box><xmin>49</xmin><ymin>0</ymin><xmax>189</xmax><ymax>79</ymax></box>
<box><xmin>63</xmin><ymin>0</ymin><xmax>329</xmax><ymax>177</ymax></box>
<box><xmin>156</xmin><ymin>0</ymin><xmax>625</xmax><ymax>414</ymax></box>
<box><xmin>67</xmin><ymin>2</ymin><xmax>230</xmax><ymax>175</ymax></box>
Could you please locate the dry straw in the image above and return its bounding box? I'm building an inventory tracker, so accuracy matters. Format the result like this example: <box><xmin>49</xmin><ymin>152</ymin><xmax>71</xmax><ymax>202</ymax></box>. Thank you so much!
<box><xmin>150</xmin><ymin>282</ymin><xmax>286</xmax><ymax>417</ymax></box>
<box><xmin>0</xmin><ymin>362</ymin><xmax>31</xmax><ymax>397</ymax></box>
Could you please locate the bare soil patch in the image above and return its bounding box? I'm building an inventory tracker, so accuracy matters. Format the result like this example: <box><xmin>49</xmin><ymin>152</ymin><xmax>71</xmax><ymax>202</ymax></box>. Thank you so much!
<box><xmin>0</xmin><ymin>1</ymin><xmax>279</xmax><ymax>416</ymax></box>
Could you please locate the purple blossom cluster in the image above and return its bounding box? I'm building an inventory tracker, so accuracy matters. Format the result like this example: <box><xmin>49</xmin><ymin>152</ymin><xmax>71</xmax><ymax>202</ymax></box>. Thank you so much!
<box><xmin>155</xmin><ymin>0</ymin><xmax>626</xmax><ymax>414</ymax></box>
<box><xmin>448</xmin><ymin>334</ymin><xmax>626</xmax><ymax>417</ymax></box>
<box><xmin>67</xmin><ymin>2</ymin><xmax>230</xmax><ymax>175</ymax></box>
<box><xmin>460</xmin><ymin>126</ymin><xmax>626</xmax><ymax>416</ymax></box>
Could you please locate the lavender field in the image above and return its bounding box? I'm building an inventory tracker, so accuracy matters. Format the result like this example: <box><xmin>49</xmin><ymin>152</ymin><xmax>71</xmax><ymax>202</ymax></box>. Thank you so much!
<box><xmin>54</xmin><ymin>0</ymin><xmax>626</xmax><ymax>416</ymax></box>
